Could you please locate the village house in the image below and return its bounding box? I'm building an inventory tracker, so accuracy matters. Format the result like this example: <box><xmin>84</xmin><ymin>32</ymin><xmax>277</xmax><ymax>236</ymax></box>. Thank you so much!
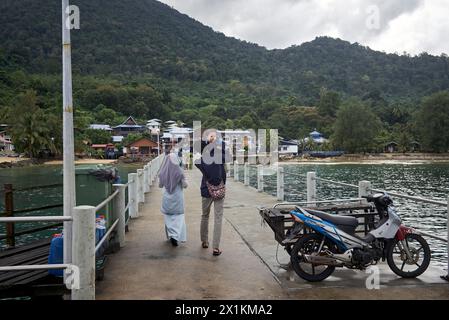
<box><xmin>0</xmin><ymin>129</ymin><xmax>14</xmax><ymax>152</ymax></box>
<box><xmin>279</xmin><ymin>139</ymin><xmax>299</xmax><ymax>156</ymax></box>
<box><xmin>112</xmin><ymin>116</ymin><xmax>145</xmax><ymax>137</ymax></box>
<box><xmin>90</xmin><ymin>143</ymin><xmax>117</xmax><ymax>159</ymax></box>
<box><xmin>125</xmin><ymin>137</ymin><xmax>159</xmax><ymax>156</ymax></box>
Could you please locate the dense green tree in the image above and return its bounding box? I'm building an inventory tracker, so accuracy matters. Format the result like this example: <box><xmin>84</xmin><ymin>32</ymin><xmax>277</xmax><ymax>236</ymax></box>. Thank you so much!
<box><xmin>84</xmin><ymin>129</ymin><xmax>112</xmax><ymax>145</ymax></box>
<box><xmin>332</xmin><ymin>99</ymin><xmax>382</xmax><ymax>153</ymax></box>
<box><xmin>318</xmin><ymin>89</ymin><xmax>341</xmax><ymax>117</ymax></box>
<box><xmin>415</xmin><ymin>91</ymin><xmax>449</xmax><ymax>152</ymax></box>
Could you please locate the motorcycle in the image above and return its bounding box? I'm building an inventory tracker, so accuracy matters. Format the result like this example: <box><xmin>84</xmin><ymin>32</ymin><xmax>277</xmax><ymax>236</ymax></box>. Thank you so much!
<box><xmin>288</xmin><ymin>193</ymin><xmax>431</xmax><ymax>282</ymax></box>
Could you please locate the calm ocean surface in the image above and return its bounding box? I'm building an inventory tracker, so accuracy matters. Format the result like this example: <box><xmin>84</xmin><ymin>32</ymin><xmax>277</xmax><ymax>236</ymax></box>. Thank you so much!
<box><xmin>242</xmin><ymin>163</ymin><xmax>449</xmax><ymax>268</ymax></box>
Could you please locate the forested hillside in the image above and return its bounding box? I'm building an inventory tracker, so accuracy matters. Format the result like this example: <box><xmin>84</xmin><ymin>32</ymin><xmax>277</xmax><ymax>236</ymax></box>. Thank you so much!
<box><xmin>1</xmin><ymin>0</ymin><xmax>449</xmax><ymax>155</ymax></box>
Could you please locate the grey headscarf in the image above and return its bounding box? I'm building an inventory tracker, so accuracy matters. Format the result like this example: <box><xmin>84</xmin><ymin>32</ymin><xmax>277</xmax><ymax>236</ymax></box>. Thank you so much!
<box><xmin>158</xmin><ymin>153</ymin><xmax>185</xmax><ymax>194</ymax></box>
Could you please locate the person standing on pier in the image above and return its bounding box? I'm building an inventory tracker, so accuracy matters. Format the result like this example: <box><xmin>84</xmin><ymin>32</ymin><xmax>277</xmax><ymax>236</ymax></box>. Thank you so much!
<box><xmin>195</xmin><ymin>130</ymin><xmax>229</xmax><ymax>256</ymax></box>
<box><xmin>159</xmin><ymin>151</ymin><xmax>188</xmax><ymax>247</ymax></box>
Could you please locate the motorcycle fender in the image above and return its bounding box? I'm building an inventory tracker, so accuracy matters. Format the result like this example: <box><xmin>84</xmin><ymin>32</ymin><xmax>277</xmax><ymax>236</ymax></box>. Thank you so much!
<box><xmin>395</xmin><ymin>225</ymin><xmax>413</xmax><ymax>241</ymax></box>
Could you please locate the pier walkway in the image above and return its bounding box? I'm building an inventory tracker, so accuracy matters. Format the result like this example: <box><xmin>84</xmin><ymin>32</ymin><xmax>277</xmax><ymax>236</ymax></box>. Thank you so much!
<box><xmin>96</xmin><ymin>168</ymin><xmax>449</xmax><ymax>300</ymax></box>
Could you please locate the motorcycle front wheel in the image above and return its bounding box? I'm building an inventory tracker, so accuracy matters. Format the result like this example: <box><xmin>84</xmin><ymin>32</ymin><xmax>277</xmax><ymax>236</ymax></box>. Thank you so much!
<box><xmin>387</xmin><ymin>233</ymin><xmax>431</xmax><ymax>278</ymax></box>
<box><xmin>290</xmin><ymin>233</ymin><xmax>337</xmax><ymax>282</ymax></box>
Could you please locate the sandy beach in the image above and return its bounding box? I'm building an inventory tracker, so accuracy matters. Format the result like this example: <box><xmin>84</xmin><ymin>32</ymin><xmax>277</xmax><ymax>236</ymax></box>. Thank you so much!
<box><xmin>43</xmin><ymin>159</ymin><xmax>118</xmax><ymax>165</ymax></box>
<box><xmin>281</xmin><ymin>153</ymin><xmax>449</xmax><ymax>165</ymax></box>
<box><xmin>0</xmin><ymin>157</ymin><xmax>29</xmax><ymax>163</ymax></box>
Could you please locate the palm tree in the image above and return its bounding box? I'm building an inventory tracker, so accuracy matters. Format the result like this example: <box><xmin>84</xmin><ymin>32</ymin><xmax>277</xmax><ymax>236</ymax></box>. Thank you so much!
<box><xmin>8</xmin><ymin>90</ymin><xmax>57</xmax><ymax>158</ymax></box>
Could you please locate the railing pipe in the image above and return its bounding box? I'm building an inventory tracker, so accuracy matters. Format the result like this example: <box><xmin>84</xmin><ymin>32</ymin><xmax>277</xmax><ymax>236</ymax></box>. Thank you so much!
<box><xmin>0</xmin><ymin>264</ymin><xmax>71</xmax><ymax>272</ymax></box>
<box><xmin>95</xmin><ymin>219</ymin><xmax>119</xmax><ymax>253</ymax></box>
<box><xmin>244</xmin><ymin>163</ymin><xmax>249</xmax><ymax>186</ymax></box>
<box><xmin>0</xmin><ymin>216</ymin><xmax>72</xmax><ymax>223</ymax></box>
<box><xmin>95</xmin><ymin>189</ymin><xmax>119</xmax><ymax>212</ymax></box>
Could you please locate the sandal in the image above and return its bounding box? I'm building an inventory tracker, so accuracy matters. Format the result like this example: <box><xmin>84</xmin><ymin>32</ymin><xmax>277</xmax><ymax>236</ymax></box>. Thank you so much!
<box><xmin>213</xmin><ymin>249</ymin><xmax>222</xmax><ymax>256</ymax></box>
<box><xmin>202</xmin><ymin>242</ymin><xmax>209</xmax><ymax>249</ymax></box>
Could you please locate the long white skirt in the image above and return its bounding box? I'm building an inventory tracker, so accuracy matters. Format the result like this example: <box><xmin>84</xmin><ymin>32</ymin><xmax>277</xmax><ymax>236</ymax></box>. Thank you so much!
<box><xmin>164</xmin><ymin>214</ymin><xmax>187</xmax><ymax>242</ymax></box>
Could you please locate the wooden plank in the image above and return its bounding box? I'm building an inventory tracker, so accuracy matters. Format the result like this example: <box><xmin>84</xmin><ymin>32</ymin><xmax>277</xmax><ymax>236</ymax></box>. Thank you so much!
<box><xmin>0</xmin><ymin>257</ymin><xmax>49</xmax><ymax>283</ymax></box>
<box><xmin>0</xmin><ymin>246</ymin><xmax>50</xmax><ymax>266</ymax></box>
<box><xmin>0</xmin><ymin>239</ymin><xmax>51</xmax><ymax>259</ymax></box>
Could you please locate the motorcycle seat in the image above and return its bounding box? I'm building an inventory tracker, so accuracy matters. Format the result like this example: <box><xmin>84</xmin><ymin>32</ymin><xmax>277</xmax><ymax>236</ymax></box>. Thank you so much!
<box><xmin>307</xmin><ymin>209</ymin><xmax>359</xmax><ymax>233</ymax></box>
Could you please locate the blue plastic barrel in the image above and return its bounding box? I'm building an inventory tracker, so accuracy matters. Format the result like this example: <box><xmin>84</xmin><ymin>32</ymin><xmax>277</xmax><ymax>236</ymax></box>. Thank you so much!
<box><xmin>48</xmin><ymin>234</ymin><xmax>64</xmax><ymax>277</ymax></box>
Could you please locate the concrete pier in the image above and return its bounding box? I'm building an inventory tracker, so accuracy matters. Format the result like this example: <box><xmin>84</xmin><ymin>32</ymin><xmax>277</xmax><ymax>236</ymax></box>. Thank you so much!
<box><xmin>96</xmin><ymin>169</ymin><xmax>449</xmax><ymax>300</ymax></box>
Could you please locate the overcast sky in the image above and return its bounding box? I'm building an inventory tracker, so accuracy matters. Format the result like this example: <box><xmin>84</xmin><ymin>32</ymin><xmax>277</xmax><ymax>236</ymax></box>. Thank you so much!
<box><xmin>159</xmin><ymin>0</ymin><xmax>449</xmax><ymax>56</ymax></box>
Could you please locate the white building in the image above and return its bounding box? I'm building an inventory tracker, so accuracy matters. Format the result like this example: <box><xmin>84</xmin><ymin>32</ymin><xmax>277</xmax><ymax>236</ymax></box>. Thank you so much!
<box><xmin>301</xmin><ymin>130</ymin><xmax>329</xmax><ymax>148</ymax></box>
<box><xmin>279</xmin><ymin>140</ymin><xmax>299</xmax><ymax>156</ymax></box>
<box><xmin>0</xmin><ymin>131</ymin><xmax>14</xmax><ymax>152</ymax></box>
<box><xmin>89</xmin><ymin>124</ymin><xmax>112</xmax><ymax>131</ymax></box>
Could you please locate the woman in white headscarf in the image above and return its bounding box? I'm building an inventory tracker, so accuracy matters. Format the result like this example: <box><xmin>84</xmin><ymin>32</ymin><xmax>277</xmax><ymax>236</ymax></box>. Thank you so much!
<box><xmin>158</xmin><ymin>152</ymin><xmax>188</xmax><ymax>246</ymax></box>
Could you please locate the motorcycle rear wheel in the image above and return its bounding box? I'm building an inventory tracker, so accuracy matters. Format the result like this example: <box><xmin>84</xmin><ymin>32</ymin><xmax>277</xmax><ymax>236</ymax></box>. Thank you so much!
<box><xmin>387</xmin><ymin>233</ymin><xmax>431</xmax><ymax>278</ymax></box>
<box><xmin>290</xmin><ymin>233</ymin><xmax>337</xmax><ymax>282</ymax></box>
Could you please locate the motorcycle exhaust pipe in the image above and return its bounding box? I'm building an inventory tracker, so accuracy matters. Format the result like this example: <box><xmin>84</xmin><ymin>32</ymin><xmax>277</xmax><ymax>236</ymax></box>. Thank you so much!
<box><xmin>303</xmin><ymin>254</ymin><xmax>344</xmax><ymax>267</ymax></box>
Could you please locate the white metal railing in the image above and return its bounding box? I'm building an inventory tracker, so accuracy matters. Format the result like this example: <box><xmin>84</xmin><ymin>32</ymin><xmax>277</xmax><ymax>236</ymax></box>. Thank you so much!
<box><xmin>230</xmin><ymin>163</ymin><xmax>449</xmax><ymax>279</ymax></box>
<box><xmin>0</xmin><ymin>154</ymin><xmax>165</xmax><ymax>300</ymax></box>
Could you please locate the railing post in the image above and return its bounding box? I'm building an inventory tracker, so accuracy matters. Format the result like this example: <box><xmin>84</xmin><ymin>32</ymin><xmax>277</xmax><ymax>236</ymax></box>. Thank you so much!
<box><xmin>277</xmin><ymin>166</ymin><xmax>284</xmax><ymax>201</ymax></box>
<box><xmin>72</xmin><ymin>205</ymin><xmax>96</xmax><ymax>300</ymax></box>
<box><xmin>226</xmin><ymin>163</ymin><xmax>231</xmax><ymax>178</ymax></box>
<box><xmin>244</xmin><ymin>163</ymin><xmax>249</xmax><ymax>186</ymax></box>
<box><xmin>143</xmin><ymin>165</ymin><xmax>150</xmax><ymax>193</ymax></box>
<box><xmin>137</xmin><ymin>169</ymin><xmax>144</xmax><ymax>204</ymax></box>
<box><xmin>4</xmin><ymin>184</ymin><xmax>15</xmax><ymax>248</ymax></box>
<box><xmin>148</xmin><ymin>162</ymin><xmax>153</xmax><ymax>185</ymax></box>
<box><xmin>112</xmin><ymin>184</ymin><xmax>126</xmax><ymax>248</ymax></box>
<box><xmin>358</xmin><ymin>181</ymin><xmax>372</xmax><ymax>199</ymax></box>
<box><xmin>234</xmin><ymin>161</ymin><xmax>239</xmax><ymax>181</ymax></box>
<box><xmin>307</xmin><ymin>172</ymin><xmax>316</xmax><ymax>205</ymax></box>
<box><xmin>128</xmin><ymin>173</ymin><xmax>138</xmax><ymax>218</ymax></box>
<box><xmin>257</xmin><ymin>165</ymin><xmax>263</xmax><ymax>192</ymax></box>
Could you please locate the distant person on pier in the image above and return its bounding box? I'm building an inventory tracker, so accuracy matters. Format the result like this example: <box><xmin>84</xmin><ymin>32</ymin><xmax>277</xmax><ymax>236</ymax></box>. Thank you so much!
<box><xmin>195</xmin><ymin>129</ymin><xmax>230</xmax><ymax>256</ymax></box>
<box><xmin>158</xmin><ymin>151</ymin><xmax>188</xmax><ymax>247</ymax></box>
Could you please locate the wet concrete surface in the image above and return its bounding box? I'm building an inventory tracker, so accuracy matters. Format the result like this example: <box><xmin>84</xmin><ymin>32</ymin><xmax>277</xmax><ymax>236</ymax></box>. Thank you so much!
<box><xmin>96</xmin><ymin>168</ymin><xmax>449</xmax><ymax>300</ymax></box>
<box><xmin>95</xmin><ymin>169</ymin><xmax>285</xmax><ymax>300</ymax></box>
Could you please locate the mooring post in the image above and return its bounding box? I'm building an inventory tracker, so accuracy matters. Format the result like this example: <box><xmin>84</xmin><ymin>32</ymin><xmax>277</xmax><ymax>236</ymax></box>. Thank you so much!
<box><xmin>307</xmin><ymin>172</ymin><xmax>316</xmax><ymax>205</ymax></box>
<box><xmin>72</xmin><ymin>206</ymin><xmax>95</xmax><ymax>300</ymax></box>
<box><xmin>359</xmin><ymin>181</ymin><xmax>372</xmax><ymax>199</ymax></box>
<box><xmin>128</xmin><ymin>173</ymin><xmax>138</xmax><ymax>218</ymax></box>
<box><xmin>277</xmin><ymin>166</ymin><xmax>284</xmax><ymax>201</ymax></box>
<box><xmin>137</xmin><ymin>169</ymin><xmax>144</xmax><ymax>204</ymax></box>
<box><xmin>244</xmin><ymin>163</ymin><xmax>249</xmax><ymax>186</ymax></box>
<box><xmin>257</xmin><ymin>165</ymin><xmax>264</xmax><ymax>192</ymax></box>
<box><xmin>112</xmin><ymin>184</ymin><xmax>126</xmax><ymax>248</ymax></box>
<box><xmin>234</xmin><ymin>161</ymin><xmax>239</xmax><ymax>181</ymax></box>
<box><xmin>4</xmin><ymin>184</ymin><xmax>15</xmax><ymax>248</ymax></box>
